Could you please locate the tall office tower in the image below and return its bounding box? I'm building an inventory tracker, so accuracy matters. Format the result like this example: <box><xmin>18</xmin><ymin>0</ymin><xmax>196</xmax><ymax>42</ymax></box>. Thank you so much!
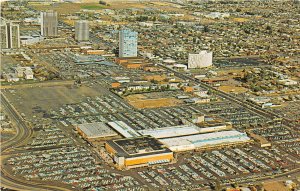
<box><xmin>0</xmin><ymin>21</ymin><xmax>7</xmax><ymax>49</ymax></box>
<box><xmin>40</xmin><ymin>10</ymin><xmax>58</xmax><ymax>37</ymax></box>
<box><xmin>0</xmin><ymin>21</ymin><xmax>20</xmax><ymax>49</ymax></box>
<box><xmin>75</xmin><ymin>20</ymin><xmax>89</xmax><ymax>41</ymax></box>
<box><xmin>188</xmin><ymin>50</ymin><xmax>213</xmax><ymax>69</ymax></box>
<box><xmin>119</xmin><ymin>29</ymin><xmax>138</xmax><ymax>57</ymax></box>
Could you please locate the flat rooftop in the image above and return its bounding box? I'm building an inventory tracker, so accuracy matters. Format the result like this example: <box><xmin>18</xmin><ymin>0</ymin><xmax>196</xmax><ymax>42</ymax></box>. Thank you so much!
<box><xmin>73</xmin><ymin>54</ymin><xmax>105</xmax><ymax>63</ymax></box>
<box><xmin>106</xmin><ymin>136</ymin><xmax>172</xmax><ymax>158</ymax></box>
<box><xmin>76</xmin><ymin>122</ymin><xmax>118</xmax><ymax>139</ymax></box>
<box><xmin>107</xmin><ymin>121</ymin><xmax>140</xmax><ymax>138</ymax></box>
<box><xmin>138</xmin><ymin>125</ymin><xmax>200</xmax><ymax>139</ymax></box>
<box><xmin>160</xmin><ymin>130</ymin><xmax>251</xmax><ymax>151</ymax></box>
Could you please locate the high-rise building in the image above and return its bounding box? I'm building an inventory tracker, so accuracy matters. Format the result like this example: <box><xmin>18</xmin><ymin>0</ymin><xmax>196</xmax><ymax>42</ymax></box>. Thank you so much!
<box><xmin>40</xmin><ymin>10</ymin><xmax>58</xmax><ymax>37</ymax></box>
<box><xmin>0</xmin><ymin>21</ymin><xmax>20</xmax><ymax>49</ymax></box>
<box><xmin>188</xmin><ymin>50</ymin><xmax>213</xmax><ymax>69</ymax></box>
<box><xmin>0</xmin><ymin>22</ymin><xmax>7</xmax><ymax>49</ymax></box>
<box><xmin>75</xmin><ymin>20</ymin><xmax>89</xmax><ymax>41</ymax></box>
<box><xmin>119</xmin><ymin>29</ymin><xmax>138</xmax><ymax>58</ymax></box>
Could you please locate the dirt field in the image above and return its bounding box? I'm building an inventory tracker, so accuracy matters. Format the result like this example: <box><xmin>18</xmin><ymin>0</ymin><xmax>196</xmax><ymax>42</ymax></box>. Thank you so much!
<box><xmin>1</xmin><ymin>80</ymin><xmax>75</xmax><ymax>90</ymax></box>
<box><xmin>219</xmin><ymin>85</ymin><xmax>248</xmax><ymax>93</ymax></box>
<box><xmin>30</xmin><ymin>1</ymin><xmax>197</xmax><ymax>21</ymax></box>
<box><xmin>263</xmin><ymin>181</ymin><xmax>290</xmax><ymax>191</ymax></box>
<box><xmin>216</xmin><ymin>68</ymin><xmax>245</xmax><ymax>76</ymax></box>
<box><xmin>232</xmin><ymin>18</ymin><xmax>249</xmax><ymax>22</ymax></box>
<box><xmin>30</xmin><ymin>3</ymin><xmax>106</xmax><ymax>14</ymax></box>
<box><xmin>106</xmin><ymin>2</ymin><xmax>147</xmax><ymax>9</ymax></box>
<box><xmin>125</xmin><ymin>94</ymin><xmax>146</xmax><ymax>101</ymax></box>
<box><xmin>125</xmin><ymin>94</ymin><xmax>182</xmax><ymax>109</ymax></box>
<box><xmin>105</xmin><ymin>1</ymin><xmax>187</xmax><ymax>12</ymax></box>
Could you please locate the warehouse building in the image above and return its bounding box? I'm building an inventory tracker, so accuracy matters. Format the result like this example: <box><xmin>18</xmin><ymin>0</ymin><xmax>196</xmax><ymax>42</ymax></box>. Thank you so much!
<box><xmin>75</xmin><ymin>122</ymin><xmax>118</xmax><ymax>141</ymax></box>
<box><xmin>105</xmin><ymin>136</ymin><xmax>173</xmax><ymax>169</ymax></box>
<box><xmin>115</xmin><ymin>57</ymin><xmax>147</xmax><ymax>69</ymax></box>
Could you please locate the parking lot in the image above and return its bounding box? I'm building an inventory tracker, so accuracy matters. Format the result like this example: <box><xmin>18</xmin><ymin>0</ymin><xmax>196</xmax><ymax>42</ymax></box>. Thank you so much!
<box><xmin>252</xmin><ymin>126</ymin><xmax>300</xmax><ymax>143</ymax></box>
<box><xmin>130</xmin><ymin>144</ymin><xmax>298</xmax><ymax>190</ymax></box>
<box><xmin>272</xmin><ymin>101</ymin><xmax>300</xmax><ymax>126</ymax></box>
<box><xmin>5</xmin><ymin>86</ymin><xmax>298</xmax><ymax>190</ymax></box>
<box><xmin>3</xmin><ymin>65</ymin><xmax>298</xmax><ymax>191</ymax></box>
<box><xmin>6</xmin><ymin>141</ymin><xmax>298</xmax><ymax>191</ymax></box>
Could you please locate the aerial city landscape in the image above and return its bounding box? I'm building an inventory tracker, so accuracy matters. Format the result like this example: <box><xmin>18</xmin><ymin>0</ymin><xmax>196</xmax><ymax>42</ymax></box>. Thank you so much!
<box><xmin>0</xmin><ymin>0</ymin><xmax>300</xmax><ymax>190</ymax></box>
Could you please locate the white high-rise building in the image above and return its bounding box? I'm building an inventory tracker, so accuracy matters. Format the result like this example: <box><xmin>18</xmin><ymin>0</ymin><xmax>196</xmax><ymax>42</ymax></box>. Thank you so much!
<box><xmin>75</xmin><ymin>20</ymin><xmax>89</xmax><ymax>41</ymax></box>
<box><xmin>0</xmin><ymin>21</ymin><xmax>20</xmax><ymax>49</ymax></box>
<box><xmin>41</xmin><ymin>10</ymin><xmax>58</xmax><ymax>37</ymax></box>
<box><xmin>188</xmin><ymin>51</ymin><xmax>213</xmax><ymax>69</ymax></box>
<box><xmin>119</xmin><ymin>29</ymin><xmax>138</xmax><ymax>57</ymax></box>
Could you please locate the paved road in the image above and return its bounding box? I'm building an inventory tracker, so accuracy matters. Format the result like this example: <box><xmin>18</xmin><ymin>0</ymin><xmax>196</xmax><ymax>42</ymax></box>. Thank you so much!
<box><xmin>226</xmin><ymin>166</ymin><xmax>300</xmax><ymax>186</ymax></box>
<box><xmin>1</xmin><ymin>93</ymin><xmax>32</xmax><ymax>151</ymax></box>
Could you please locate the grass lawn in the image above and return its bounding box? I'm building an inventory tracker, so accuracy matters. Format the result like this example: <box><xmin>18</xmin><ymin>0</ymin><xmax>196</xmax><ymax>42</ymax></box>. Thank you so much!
<box><xmin>80</xmin><ymin>4</ymin><xmax>106</xmax><ymax>10</ymax></box>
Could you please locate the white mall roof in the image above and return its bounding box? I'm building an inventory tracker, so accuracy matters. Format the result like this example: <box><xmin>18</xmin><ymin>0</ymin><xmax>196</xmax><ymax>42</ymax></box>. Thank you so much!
<box><xmin>160</xmin><ymin>130</ymin><xmax>250</xmax><ymax>152</ymax></box>
<box><xmin>77</xmin><ymin>122</ymin><xmax>118</xmax><ymax>139</ymax></box>
<box><xmin>107</xmin><ymin>121</ymin><xmax>140</xmax><ymax>138</ymax></box>
<box><xmin>138</xmin><ymin>125</ymin><xmax>200</xmax><ymax>139</ymax></box>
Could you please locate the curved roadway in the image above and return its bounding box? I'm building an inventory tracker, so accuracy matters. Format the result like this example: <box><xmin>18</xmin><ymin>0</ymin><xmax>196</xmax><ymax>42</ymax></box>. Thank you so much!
<box><xmin>0</xmin><ymin>93</ymin><xmax>71</xmax><ymax>191</ymax></box>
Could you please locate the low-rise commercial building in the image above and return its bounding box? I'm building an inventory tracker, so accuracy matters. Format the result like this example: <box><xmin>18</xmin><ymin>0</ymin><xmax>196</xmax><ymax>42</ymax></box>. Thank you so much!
<box><xmin>278</xmin><ymin>79</ymin><xmax>298</xmax><ymax>86</ymax></box>
<box><xmin>138</xmin><ymin>125</ymin><xmax>201</xmax><ymax>139</ymax></box>
<box><xmin>75</xmin><ymin>122</ymin><xmax>118</xmax><ymax>141</ymax></box>
<box><xmin>107</xmin><ymin>121</ymin><xmax>140</xmax><ymax>138</ymax></box>
<box><xmin>4</xmin><ymin>73</ymin><xmax>19</xmax><ymax>82</ymax></box>
<box><xmin>248</xmin><ymin>131</ymin><xmax>271</xmax><ymax>148</ymax></box>
<box><xmin>14</xmin><ymin>67</ymin><xmax>33</xmax><ymax>80</ymax></box>
<box><xmin>160</xmin><ymin>130</ymin><xmax>251</xmax><ymax>152</ymax></box>
<box><xmin>173</xmin><ymin>64</ymin><xmax>187</xmax><ymax>71</ymax></box>
<box><xmin>20</xmin><ymin>35</ymin><xmax>44</xmax><ymax>45</ymax></box>
<box><xmin>105</xmin><ymin>136</ymin><xmax>173</xmax><ymax>169</ymax></box>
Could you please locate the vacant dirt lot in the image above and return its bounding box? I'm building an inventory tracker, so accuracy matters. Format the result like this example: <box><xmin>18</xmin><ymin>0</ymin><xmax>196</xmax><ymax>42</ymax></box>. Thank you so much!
<box><xmin>219</xmin><ymin>85</ymin><xmax>248</xmax><ymax>93</ymax></box>
<box><xmin>263</xmin><ymin>181</ymin><xmax>290</xmax><ymax>191</ymax></box>
<box><xmin>125</xmin><ymin>94</ymin><xmax>182</xmax><ymax>109</ymax></box>
<box><xmin>30</xmin><ymin>3</ymin><xmax>106</xmax><ymax>14</ymax></box>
